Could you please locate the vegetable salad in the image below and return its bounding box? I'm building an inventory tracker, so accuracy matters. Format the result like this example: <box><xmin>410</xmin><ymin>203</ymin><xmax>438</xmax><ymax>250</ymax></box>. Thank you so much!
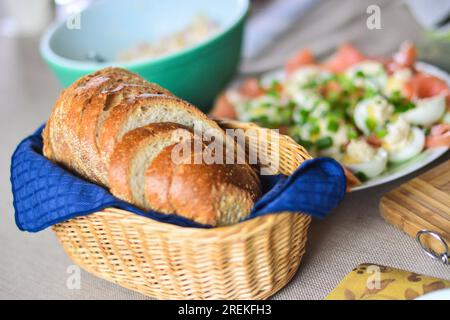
<box><xmin>215</xmin><ymin>42</ymin><xmax>450</xmax><ymax>186</ymax></box>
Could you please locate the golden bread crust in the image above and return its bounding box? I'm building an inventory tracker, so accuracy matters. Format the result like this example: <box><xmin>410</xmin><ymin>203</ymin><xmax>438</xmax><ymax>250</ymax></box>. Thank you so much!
<box><xmin>145</xmin><ymin>144</ymin><xmax>261</xmax><ymax>226</ymax></box>
<box><xmin>108</xmin><ymin>123</ymin><xmax>192</xmax><ymax>203</ymax></box>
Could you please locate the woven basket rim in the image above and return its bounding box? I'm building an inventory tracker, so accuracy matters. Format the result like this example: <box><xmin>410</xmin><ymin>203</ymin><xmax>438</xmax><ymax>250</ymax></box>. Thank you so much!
<box><xmin>76</xmin><ymin>207</ymin><xmax>309</xmax><ymax>240</ymax></box>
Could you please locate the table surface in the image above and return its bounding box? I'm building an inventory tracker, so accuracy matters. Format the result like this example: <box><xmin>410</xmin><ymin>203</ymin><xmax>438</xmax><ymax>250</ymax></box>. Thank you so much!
<box><xmin>1</xmin><ymin>0</ymin><xmax>449</xmax><ymax>300</ymax></box>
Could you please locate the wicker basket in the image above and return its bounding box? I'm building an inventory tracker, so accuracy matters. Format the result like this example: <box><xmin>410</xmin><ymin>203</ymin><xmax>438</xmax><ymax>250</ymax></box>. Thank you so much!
<box><xmin>52</xmin><ymin>120</ymin><xmax>312</xmax><ymax>300</ymax></box>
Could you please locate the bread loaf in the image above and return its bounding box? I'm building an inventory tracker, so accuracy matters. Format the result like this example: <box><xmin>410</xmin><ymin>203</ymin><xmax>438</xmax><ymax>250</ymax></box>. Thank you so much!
<box><xmin>145</xmin><ymin>143</ymin><xmax>261</xmax><ymax>226</ymax></box>
<box><xmin>43</xmin><ymin>67</ymin><xmax>261</xmax><ymax>226</ymax></box>
<box><xmin>108</xmin><ymin>123</ymin><xmax>195</xmax><ymax>207</ymax></box>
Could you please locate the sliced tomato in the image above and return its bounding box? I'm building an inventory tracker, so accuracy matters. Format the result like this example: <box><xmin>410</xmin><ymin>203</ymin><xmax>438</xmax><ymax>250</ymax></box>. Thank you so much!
<box><xmin>386</xmin><ymin>42</ymin><xmax>417</xmax><ymax>73</ymax></box>
<box><xmin>322</xmin><ymin>43</ymin><xmax>365</xmax><ymax>73</ymax></box>
<box><xmin>285</xmin><ymin>48</ymin><xmax>315</xmax><ymax>75</ymax></box>
<box><xmin>426</xmin><ymin>132</ymin><xmax>450</xmax><ymax>148</ymax></box>
<box><xmin>322</xmin><ymin>79</ymin><xmax>341</xmax><ymax>95</ymax></box>
<box><xmin>367</xmin><ymin>55</ymin><xmax>391</xmax><ymax>65</ymax></box>
<box><xmin>366</xmin><ymin>135</ymin><xmax>382</xmax><ymax>148</ymax></box>
<box><xmin>426</xmin><ymin>124</ymin><xmax>450</xmax><ymax>148</ymax></box>
<box><xmin>431</xmin><ymin>123</ymin><xmax>450</xmax><ymax>136</ymax></box>
<box><xmin>210</xmin><ymin>93</ymin><xmax>238</xmax><ymax>119</ymax></box>
<box><xmin>343</xmin><ymin>165</ymin><xmax>361</xmax><ymax>192</ymax></box>
<box><xmin>239</xmin><ymin>78</ymin><xmax>265</xmax><ymax>98</ymax></box>
<box><xmin>403</xmin><ymin>73</ymin><xmax>450</xmax><ymax>103</ymax></box>
<box><xmin>393</xmin><ymin>41</ymin><xmax>417</xmax><ymax>69</ymax></box>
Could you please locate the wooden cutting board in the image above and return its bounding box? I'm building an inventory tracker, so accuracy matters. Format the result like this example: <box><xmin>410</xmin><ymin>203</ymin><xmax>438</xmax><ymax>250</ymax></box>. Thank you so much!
<box><xmin>380</xmin><ymin>160</ymin><xmax>450</xmax><ymax>256</ymax></box>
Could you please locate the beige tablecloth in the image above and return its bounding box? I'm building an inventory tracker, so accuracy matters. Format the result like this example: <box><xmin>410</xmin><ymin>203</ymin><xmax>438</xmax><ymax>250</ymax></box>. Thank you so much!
<box><xmin>1</xmin><ymin>0</ymin><xmax>449</xmax><ymax>300</ymax></box>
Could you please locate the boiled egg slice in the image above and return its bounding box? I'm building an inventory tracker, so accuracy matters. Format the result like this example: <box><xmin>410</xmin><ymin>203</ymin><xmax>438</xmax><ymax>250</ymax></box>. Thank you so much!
<box><xmin>342</xmin><ymin>139</ymin><xmax>388</xmax><ymax>178</ymax></box>
<box><xmin>444</xmin><ymin>112</ymin><xmax>450</xmax><ymax>124</ymax></box>
<box><xmin>403</xmin><ymin>94</ymin><xmax>446</xmax><ymax>126</ymax></box>
<box><xmin>291</xmin><ymin>90</ymin><xmax>330</xmax><ymax>115</ymax></box>
<box><xmin>382</xmin><ymin>117</ymin><xmax>425</xmax><ymax>163</ymax></box>
<box><xmin>354</xmin><ymin>95</ymin><xmax>394</xmax><ymax>135</ymax></box>
<box><xmin>318</xmin><ymin>122</ymin><xmax>350</xmax><ymax>160</ymax></box>
<box><xmin>346</xmin><ymin>61</ymin><xmax>388</xmax><ymax>90</ymax></box>
<box><xmin>285</xmin><ymin>66</ymin><xmax>332</xmax><ymax>95</ymax></box>
<box><xmin>383</xmin><ymin>68</ymin><xmax>413</xmax><ymax>96</ymax></box>
<box><xmin>237</xmin><ymin>95</ymin><xmax>279</xmax><ymax>122</ymax></box>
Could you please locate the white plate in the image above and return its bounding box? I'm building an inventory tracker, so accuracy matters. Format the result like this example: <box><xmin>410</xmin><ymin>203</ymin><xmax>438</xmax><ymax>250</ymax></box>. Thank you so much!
<box><xmin>352</xmin><ymin>145</ymin><xmax>448</xmax><ymax>191</ymax></box>
<box><xmin>233</xmin><ymin>62</ymin><xmax>449</xmax><ymax>191</ymax></box>
<box><xmin>353</xmin><ymin>62</ymin><xmax>449</xmax><ymax>191</ymax></box>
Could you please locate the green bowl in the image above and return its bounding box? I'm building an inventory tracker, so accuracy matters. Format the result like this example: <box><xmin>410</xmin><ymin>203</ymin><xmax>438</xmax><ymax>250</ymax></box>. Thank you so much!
<box><xmin>40</xmin><ymin>0</ymin><xmax>249</xmax><ymax>111</ymax></box>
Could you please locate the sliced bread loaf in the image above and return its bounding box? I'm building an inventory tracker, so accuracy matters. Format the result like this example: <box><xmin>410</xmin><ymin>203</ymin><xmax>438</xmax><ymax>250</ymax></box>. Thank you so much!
<box><xmin>108</xmin><ymin>123</ymin><xmax>196</xmax><ymax>208</ymax></box>
<box><xmin>97</xmin><ymin>94</ymin><xmax>228</xmax><ymax>166</ymax></box>
<box><xmin>145</xmin><ymin>143</ymin><xmax>261</xmax><ymax>226</ymax></box>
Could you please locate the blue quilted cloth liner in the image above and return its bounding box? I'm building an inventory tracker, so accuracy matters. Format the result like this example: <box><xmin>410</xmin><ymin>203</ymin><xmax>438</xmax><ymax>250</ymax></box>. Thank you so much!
<box><xmin>11</xmin><ymin>126</ymin><xmax>347</xmax><ymax>232</ymax></box>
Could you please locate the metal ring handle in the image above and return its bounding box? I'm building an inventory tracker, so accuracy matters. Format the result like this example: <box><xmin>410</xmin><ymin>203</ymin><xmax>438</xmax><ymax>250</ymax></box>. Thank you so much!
<box><xmin>416</xmin><ymin>230</ymin><xmax>449</xmax><ymax>265</ymax></box>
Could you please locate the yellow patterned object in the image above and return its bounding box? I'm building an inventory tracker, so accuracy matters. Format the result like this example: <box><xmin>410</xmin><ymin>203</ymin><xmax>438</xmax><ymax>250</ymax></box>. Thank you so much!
<box><xmin>326</xmin><ymin>263</ymin><xmax>450</xmax><ymax>300</ymax></box>
<box><xmin>53</xmin><ymin>119</ymin><xmax>313</xmax><ymax>300</ymax></box>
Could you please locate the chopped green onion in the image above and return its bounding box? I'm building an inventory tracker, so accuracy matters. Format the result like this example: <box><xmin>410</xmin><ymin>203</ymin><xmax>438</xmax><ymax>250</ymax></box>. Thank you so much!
<box><xmin>390</xmin><ymin>90</ymin><xmax>402</xmax><ymax>100</ymax></box>
<box><xmin>309</xmin><ymin>116</ymin><xmax>319</xmax><ymax>124</ymax></box>
<box><xmin>364</xmin><ymin>88</ymin><xmax>378</xmax><ymax>99</ymax></box>
<box><xmin>326</xmin><ymin>91</ymin><xmax>339</xmax><ymax>102</ymax></box>
<box><xmin>397</xmin><ymin>101</ymin><xmax>415</xmax><ymax>113</ymax></box>
<box><xmin>365</xmin><ymin>117</ymin><xmax>377</xmax><ymax>132</ymax></box>
<box><xmin>354</xmin><ymin>171</ymin><xmax>369</xmax><ymax>182</ymax></box>
<box><xmin>254</xmin><ymin>115</ymin><xmax>271</xmax><ymax>127</ymax></box>
<box><xmin>355</xmin><ymin>70</ymin><xmax>365</xmax><ymax>78</ymax></box>
<box><xmin>388</xmin><ymin>90</ymin><xmax>416</xmax><ymax>113</ymax></box>
<box><xmin>316</xmin><ymin>136</ymin><xmax>333</xmax><ymax>150</ymax></box>
<box><xmin>302</xmin><ymin>80</ymin><xmax>318</xmax><ymax>89</ymax></box>
<box><xmin>286</xmin><ymin>100</ymin><xmax>297</xmax><ymax>110</ymax></box>
<box><xmin>375</xmin><ymin>128</ymin><xmax>387</xmax><ymax>138</ymax></box>
<box><xmin>279</xmin><ymin>106</ymin><xmax>293</xmax><ymax>125</ymax></box>
<box><xmin>299</xmin><ymin>109</ymin><xmax>310</xmax><ymax>123</ymax></box>
<box><xmin>298</xmin><ymin>139</ymin><xmax>313</xmax><ymax>149</ymax></box>
<box><xmin>266</xmin><ymin>80</ymin><xmax>280</xmax><ymax>98</ymax></box>
<box><xmin>266</xmin><ymin>90</ymin><xmax>278</xmax><ymax>98</ymax></box>
<box><xmin>347</xmin><ymin>127</ymin><xmax>358</xmax><ymax>140</ymax></box>
<box><xmin>309</xmin><ymin>124</ymin><xmax>320</xmax><ymax>136</ymax></box>
<box><xmin>327</xmin><ymin>119</ymin><xmax>340</xmax><ymax>133</ymax></box>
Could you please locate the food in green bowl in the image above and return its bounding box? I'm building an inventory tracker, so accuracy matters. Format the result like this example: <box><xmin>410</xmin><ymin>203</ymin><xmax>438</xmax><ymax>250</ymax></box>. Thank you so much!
<box><xmin>40</xmin><ymin>0</ymin><xmax>249</xmax><ymax>111</ymax></box>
